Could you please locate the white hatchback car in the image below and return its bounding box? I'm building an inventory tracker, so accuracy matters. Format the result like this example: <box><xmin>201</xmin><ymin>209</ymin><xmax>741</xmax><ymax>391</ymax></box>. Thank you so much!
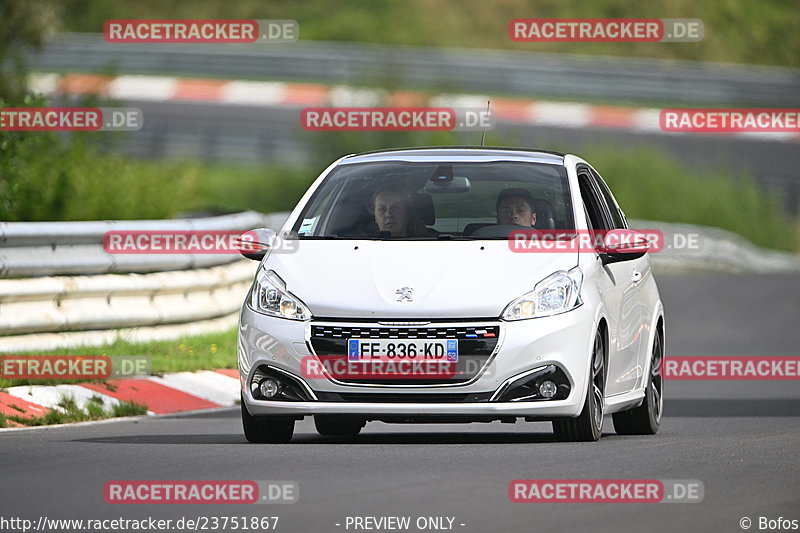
<box><xmin>238</xmin><ymin>147</ymin><xmax>665</xmax><ymax>443</ymax></box>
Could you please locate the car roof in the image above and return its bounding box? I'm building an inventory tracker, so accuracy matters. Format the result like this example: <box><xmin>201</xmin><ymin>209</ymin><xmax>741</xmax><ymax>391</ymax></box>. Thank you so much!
<box><xmin>340</xmin><ymin>146</ymin><xmax>566</xmax><ymax>165</ymax></box>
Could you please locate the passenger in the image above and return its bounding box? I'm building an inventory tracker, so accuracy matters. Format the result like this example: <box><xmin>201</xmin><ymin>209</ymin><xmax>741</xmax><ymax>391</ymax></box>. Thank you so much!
<box><xmin>496</xmin><ymin>188</ymin><xmax>537</xmax><ymax>227</ymax></box>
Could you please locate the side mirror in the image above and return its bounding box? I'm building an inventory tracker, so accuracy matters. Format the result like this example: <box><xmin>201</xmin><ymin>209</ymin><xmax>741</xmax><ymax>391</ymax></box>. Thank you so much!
<box><xmin>236</xmin><ymin>228</ymin><xmax>277</xmax><ymax>261</ymax></box>
<box><xmin>600</xmin><ymin>229</ymin><xmax>649</xmax><ymax>265</ymax></box>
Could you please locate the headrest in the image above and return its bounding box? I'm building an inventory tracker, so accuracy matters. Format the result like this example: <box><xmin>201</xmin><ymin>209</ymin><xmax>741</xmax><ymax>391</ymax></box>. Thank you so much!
<box><xmin>410</xmin><ymin>193</ymin><xmax>435</xmax><ymax>225</ymax></box>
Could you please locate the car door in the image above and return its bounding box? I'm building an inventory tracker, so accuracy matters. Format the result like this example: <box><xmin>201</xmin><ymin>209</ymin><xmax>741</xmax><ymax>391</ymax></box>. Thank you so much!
<box><xmin>577</xmin><ymin>166</ymin><xmax>641</xmax><ymax>396</ymax></box>
<box><xmin>591</xmin><ymin>168</ymin><xmax>653</xmax><ymax>391</ymax></box>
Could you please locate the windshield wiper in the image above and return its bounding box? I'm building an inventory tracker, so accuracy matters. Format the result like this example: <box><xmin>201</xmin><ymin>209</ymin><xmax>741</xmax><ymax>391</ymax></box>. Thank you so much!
<box><xmin>296</xmin><ymin>235</ymin><xmax>337</xmax><ymax>239</ymax></box>
<box><xmin>435</xmin><ymin>234</ymin><xmax>485</xmax><ymax>240</ymax></box>
<box><xmin>298</xmin><ymin>234</ymin><xmax>388</xmax><ymax>240</ymax></box>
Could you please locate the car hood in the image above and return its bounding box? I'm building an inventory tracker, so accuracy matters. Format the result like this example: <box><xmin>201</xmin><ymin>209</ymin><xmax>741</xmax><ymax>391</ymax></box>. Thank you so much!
<box><xmin>263</xmin><ymin>240</ymin><xmax>577</xmax><ymax>319</ymax></box>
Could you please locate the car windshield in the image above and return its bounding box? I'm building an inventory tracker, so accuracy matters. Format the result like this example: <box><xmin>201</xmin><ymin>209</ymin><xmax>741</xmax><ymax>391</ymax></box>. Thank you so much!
<box><xmin>290</xmin><ymin>160</ymin><xmax>574</xmax><ymax>240</ymax></box>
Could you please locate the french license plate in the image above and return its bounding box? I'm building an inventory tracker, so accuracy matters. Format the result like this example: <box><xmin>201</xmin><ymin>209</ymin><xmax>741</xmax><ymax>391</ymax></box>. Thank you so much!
<box><xmin>347</xmin><ymin>339</ymin><xmax>458</xmax><ymax>362</ymax></box>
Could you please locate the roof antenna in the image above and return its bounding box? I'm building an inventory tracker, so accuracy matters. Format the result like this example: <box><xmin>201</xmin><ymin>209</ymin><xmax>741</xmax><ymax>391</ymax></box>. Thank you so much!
<box><xmin>480</xmin><ymin>100</ymin><xmax>491</xmax><ymax>147</ymax></box>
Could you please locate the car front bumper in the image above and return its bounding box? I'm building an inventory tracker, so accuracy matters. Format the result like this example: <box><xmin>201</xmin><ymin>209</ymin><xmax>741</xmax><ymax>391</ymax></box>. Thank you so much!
<box><xmin>238</xmin><ymin>302</ymin><xmax>598</xmax><ymax>420</ymax></box>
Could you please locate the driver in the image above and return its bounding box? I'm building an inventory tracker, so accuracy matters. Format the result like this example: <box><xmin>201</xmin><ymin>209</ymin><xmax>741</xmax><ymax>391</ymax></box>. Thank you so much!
<box><xmin>496</xmin><ymin>188</ymin><xmax>537</xmax><ymax>227</ymax></box>
<box><xmin>371</xmin><ymin>188</ymin><xmax>411</xmax><ymax>237</ymax></box>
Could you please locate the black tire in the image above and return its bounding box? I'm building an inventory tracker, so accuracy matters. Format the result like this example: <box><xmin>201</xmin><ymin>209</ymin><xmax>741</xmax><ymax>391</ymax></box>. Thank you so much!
<box><xmin>613</xmin><ymin>328</ymin><xmax>663</xmax><ymax>435</ymax></box>
<box><xmin>241</xmin><ymin>400</ymin><xmax>295</xmax><ymax>443</ymax></box>
<box><xmin>553</xmin><ymin>331</ymin><xmax>605</xmax><ymax>442</ymax></box>
<box><xmin>314</xmin><ymin>415</ymin><xmax>366</xmax><ymax>436</ymax></box>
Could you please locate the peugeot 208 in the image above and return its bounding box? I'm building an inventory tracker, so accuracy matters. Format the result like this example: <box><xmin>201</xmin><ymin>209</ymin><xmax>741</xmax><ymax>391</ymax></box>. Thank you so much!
<box><xmin>238</xmin><ymin>148</ymin><xmax>665</xmax><ymax>443</ymax></box>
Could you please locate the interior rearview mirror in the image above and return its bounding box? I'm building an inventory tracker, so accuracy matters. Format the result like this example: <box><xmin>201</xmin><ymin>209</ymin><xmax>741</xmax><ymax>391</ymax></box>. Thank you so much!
<box><xmin>424</xmin><ymin>175</ymin><xmax>471</xmax><ymax>194</ymax></box>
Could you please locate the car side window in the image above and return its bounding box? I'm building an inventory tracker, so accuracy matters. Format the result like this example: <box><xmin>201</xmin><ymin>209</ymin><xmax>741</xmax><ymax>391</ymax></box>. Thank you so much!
<box><xmin>591</xmin><ymin>169</ymin><xmax>627</xmax><ymax>229</ymax></box>
<box><xmin>577</xmin><ymin>168</ymin><xmax>612</xmax><ymax>231</ymax></box>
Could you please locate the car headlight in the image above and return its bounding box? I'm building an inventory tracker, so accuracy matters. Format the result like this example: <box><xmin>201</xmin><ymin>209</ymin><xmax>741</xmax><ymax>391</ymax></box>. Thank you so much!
<box><xmin>248</xmin><ymin>269</ymin><xmax>312</xmax><ymax>321</ymax></box>
<box><xmin>501</xmin><ymin>267</ymin><xmax>583</xmax><ymax>321</ymax></box>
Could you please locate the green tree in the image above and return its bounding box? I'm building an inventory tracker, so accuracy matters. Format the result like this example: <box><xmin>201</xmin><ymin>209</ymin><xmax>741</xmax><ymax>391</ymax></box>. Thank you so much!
<box><xmin>0</xmin><ymin>0</ymin><xmax>59</xmax><ymax>102</ymax></box>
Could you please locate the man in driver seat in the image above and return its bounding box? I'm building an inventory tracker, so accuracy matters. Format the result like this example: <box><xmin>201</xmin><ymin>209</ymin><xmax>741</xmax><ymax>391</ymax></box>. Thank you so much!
<box><xmin>370</xmin><ymin>187</ymin><xmax>437</xmax><ymax>237</ymax></box>
<box><xmin>496</xmin><ymin>188</ymin><xmax>537</xmax><ymax>227</ymax></box>
<box><xmin>371</xmin><ymin>188</ymin><xmax>412</xmax><ymax>237</ymax></box>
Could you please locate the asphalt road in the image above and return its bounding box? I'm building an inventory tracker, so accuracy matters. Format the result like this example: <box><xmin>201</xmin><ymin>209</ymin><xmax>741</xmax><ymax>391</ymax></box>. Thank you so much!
<box><xmin>1</xmin><ymin>274</ymin><xmax>798</xmax><ymax>533</ymax></box>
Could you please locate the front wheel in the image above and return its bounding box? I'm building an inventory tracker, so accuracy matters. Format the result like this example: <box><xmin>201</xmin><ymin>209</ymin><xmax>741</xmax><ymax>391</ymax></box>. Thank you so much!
<box><xmin>553</xmin><ymin>331</ymin><xmax>605</xmax><ymax>442</ymax></box>
<box><xmin>613</xmin><ymin>328</ymin><xmax>663</xmax><ymax>435</ymax></box>
<box><xmin>241</xmin><ymin>398</ymin><xmax>295</xmax><ymax>443</ymax></box>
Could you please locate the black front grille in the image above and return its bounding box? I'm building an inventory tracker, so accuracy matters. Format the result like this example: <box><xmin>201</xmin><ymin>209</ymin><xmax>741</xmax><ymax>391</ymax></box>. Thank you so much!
<box><xmin>309</xmin><ymin>324</ymin><xmax>500</xmax><ymax>385</ymax></box>
<box><xmin>315</xmin><ymin>392</ymin><xmax>493</xmax><ymax>403</ymax></box>
<box><xmin>311</xmin><ymin>325</ymin><xmax>500</xmax><ymax>340</ymax></box>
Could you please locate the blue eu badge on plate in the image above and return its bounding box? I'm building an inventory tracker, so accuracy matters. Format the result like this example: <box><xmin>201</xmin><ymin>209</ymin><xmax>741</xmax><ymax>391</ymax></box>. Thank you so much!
<box><xmin>348</xmin><ymin>339</ymin><xmax>360</xmax><ymax>361</ymax></box>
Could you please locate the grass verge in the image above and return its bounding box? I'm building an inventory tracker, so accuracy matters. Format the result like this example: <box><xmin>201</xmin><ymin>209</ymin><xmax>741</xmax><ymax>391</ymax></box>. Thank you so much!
<box><xmin>578</xmin><ymin>145</ymin><xmax>800</xmax><ymax>252</ymax></box>
<box><xmin>0</xmin><ymin>328</ymin><xmax>238</xmax><ymax>389</ymax></box>
<box><xmin>0</xmin><ymin>329</ymin><xmax>235</xmax><ymax>427</ymax></box>
<box><xmin>0</xmin><ymin>394</ymin><xmax>148</xmax><ymax>428</ymax></box>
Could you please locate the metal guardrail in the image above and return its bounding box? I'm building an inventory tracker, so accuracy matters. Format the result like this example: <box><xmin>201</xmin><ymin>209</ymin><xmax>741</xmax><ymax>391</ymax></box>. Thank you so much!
<box><xmin>31</xmin><ymin>33</ymin><xmax>800</xmax><ymax>107</ymax></box>
<box><xmin>628</xmin><ymin>220</ymin><xmax>800</xmax><ymax>274</ymax></box>
<box><xmin>0</xmin><ymin>261</ymin><xmax>256</xmax><ymax>336</ymax></box>
<box><xmin>0</xmin><ymin>211</ymin><xmax>291</xmax><ymax>343</ymax></box>
<box><xmin>0</xmin><ymin>211</ymin><xmax>289</xmax><ymax>277</ymax></box>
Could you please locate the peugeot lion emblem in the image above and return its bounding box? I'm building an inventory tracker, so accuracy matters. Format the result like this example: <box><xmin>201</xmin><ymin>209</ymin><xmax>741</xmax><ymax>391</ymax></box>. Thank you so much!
<box><xmin>395</xmin><ymin>287</ymin><xmax>414</xmax><ymax>302</ymax></box>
